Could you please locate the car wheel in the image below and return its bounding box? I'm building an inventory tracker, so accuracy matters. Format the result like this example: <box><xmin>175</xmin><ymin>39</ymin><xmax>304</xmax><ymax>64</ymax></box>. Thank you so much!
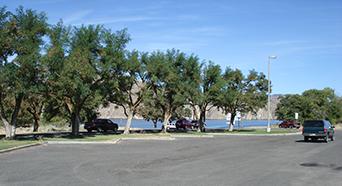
<box><xmin>304</xmin><ymin>136</ymin><xmax>308</xmax><ymax>142</ymax></box>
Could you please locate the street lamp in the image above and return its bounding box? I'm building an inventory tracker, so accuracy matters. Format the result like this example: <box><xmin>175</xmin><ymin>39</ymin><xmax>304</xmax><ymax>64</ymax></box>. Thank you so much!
<box><xmin>267</xmin><ymin>55</ymin><xmax>277</xmax><ymax>133</ymax></box>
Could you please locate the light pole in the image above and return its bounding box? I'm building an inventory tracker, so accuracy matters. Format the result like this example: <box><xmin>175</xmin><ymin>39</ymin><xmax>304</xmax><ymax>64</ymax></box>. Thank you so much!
<box><xmin>267</xmin><ymin>55</ymin><xmax>277</xmax><ymax>133</ymax></box>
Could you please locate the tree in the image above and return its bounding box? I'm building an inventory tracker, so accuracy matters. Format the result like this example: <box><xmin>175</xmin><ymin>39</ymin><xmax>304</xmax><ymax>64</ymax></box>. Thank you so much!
<box><xmin>0</xmin><ymin>6</ymin><xmax>12</xmax><ymax>63</ymax></box>
<box><xmin>106</xmin><ymin>51</ymin><xmax>149</xmax><ymax>134</ymax></box>
<box><xmin>187</xmin><ymin>62</ymin><xmax>223</xmax><ymax>132</ymax></box>
<box><xmin>45</xmin><ymin>24</ymin><xmax>129</xmax><ymax>136</ymax></box>
<box><xmin>275</xmin><ymin>94</ymin><xmax>306</xmax><ymax>121</ymax></box>
<box><xmin>178</xmin><ymin>55</ymin><xmax>201</xmax><ymax>121</ymax></box>
<box><xmin>25</xmin><ymin>89</ymin><xmax>46</xmax><ymax>132</ymax></box>
<box><xmin>0</xmin><ymin>6</ymin><xmax>13</xmax><ymax>138</ymax></box>
<box><xmin>42</xmin><ymin>21</ymin><xmax>70</xmax><ymax>125</ymax></box>
<box><xmin>276</xmin><ymin>88</ymin><xmax>342</xmax><ymax>124</ymax></box>
<box><xmin>138</xmin><ymin>88</ymin><xmax>163</xmax><ymax>128</ymax></box>
<box><xmin>145</xmin><ymin>50</ymin><xmax>188</xmax><ymax>132</ymax></box>
<box><xmin>217</xmin><ymin>68</ymin><xmax>268</xmax><ymax>131</ymax></box>
<box><xmin>0</xmin><ymin>6</ymin><xmax>47</xmax><ymax>138</ymax></box>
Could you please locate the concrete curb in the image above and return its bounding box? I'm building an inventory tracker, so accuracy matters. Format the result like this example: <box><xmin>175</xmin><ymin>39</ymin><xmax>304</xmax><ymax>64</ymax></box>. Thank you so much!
<box><xmin>208</xmin><ymin>132</ymin><xmax>301</xmax><ymax>136</ymax></box>
<box><xmin>46</xmin><ymin>139</ymin><xmax>121</xmax><ymax>144</ymax></box>
<box><xmin>0</xmin><ymin>142</ymin><xmax>43</xmax><ymax>154</ymax></box>
<box><xmin>120</xmin><ymin>137</ymin><xmax>175</xmax><ymax>141</ymax></box>
<box><xmin>171</xmin><ymin>135</ymin><xmax>214</xmax><ymax>138</ymax></box>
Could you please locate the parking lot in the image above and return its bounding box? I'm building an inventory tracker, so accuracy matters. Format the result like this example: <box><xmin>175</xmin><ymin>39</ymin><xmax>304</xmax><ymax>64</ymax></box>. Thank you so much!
<box><xmin>0</xmin><ymin>131</ymin><xmax>341</xmax><ymax>186</ymax></box>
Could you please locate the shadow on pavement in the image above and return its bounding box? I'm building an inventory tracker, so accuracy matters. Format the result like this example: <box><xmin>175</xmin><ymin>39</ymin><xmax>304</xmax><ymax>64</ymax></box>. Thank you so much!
<box><xmin>295</xmin><ymin>139</ymin><xmax>327</xmax><ymax>143</ymax></box>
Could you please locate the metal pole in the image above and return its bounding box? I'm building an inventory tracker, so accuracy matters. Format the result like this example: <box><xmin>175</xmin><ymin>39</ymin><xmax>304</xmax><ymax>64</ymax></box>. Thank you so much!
<box><xmin>267</xmin><ymin>57</ymin><xmax>271</xmax><ymax>133</ymax></box>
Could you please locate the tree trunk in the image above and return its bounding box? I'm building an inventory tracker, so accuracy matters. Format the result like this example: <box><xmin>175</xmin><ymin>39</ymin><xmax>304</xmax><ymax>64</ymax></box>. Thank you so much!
<box><xmin>198</xmin><ymin>110</ymin><xmax>206</xmax><ymax>132</ymax></box>
<box><xmin>162</xmin><ymin>112</ymin><xmax>171</xmax><ymax>133</ymax></box>
<box><xmin>123</xmin><ymin>111</ymin><xmax>134</xmax><ymax>134</ymax></box>
<box><xmin>8</xmin><ymin>94</ymin><xmax>24</xmax><ymax>139</ymax></box>
<box><xmin>71</xmin><ymin>112</ymin><xmax>80</xmax><ymax>136</ymax></box>
<box><xmin>2</xmin><ymin>118</ymin><xmax>11</xmax><ymax>138</ymax></box>
<box><xmin>191</xmin><ymin>105</ymin><xmax>200</xmax><ymax>120</ymax></box>
<box><xmin>0</xmin><ymin>101</ymin><xmax>11</xmax><ymax>138</ymax></box>
<box><xmin>33</xmin><ymin>114</ymin><xmax>40</xmax><ymax>132</ymax></box>
<box><xmin>229</xmin><ymin>113</ymin><xmax>236</xmax><ymax>132</ymax></box>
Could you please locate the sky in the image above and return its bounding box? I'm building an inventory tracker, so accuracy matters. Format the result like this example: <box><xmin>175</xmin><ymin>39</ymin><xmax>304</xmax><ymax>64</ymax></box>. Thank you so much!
<box><xmin>2</xmin><ymin>0</ymin><xmax>342</xmax><ymax>95</ymax></box>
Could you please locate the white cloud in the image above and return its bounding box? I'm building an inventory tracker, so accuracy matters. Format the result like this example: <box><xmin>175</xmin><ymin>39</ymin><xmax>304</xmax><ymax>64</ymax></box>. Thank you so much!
<box><xmin>81</xmin><ymin>15</ymin><xmax>159</xmax><ymax>25</ymax></box>
<box><xmin>63</xmin><ymin>10</ymin><xmax>93</xmax><ymax>24</ymax></box>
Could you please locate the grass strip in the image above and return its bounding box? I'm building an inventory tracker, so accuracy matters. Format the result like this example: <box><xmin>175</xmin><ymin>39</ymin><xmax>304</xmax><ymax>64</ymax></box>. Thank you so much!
<box><xmin>0</xmin><ymin>140</ymin><xmax>39</xmax><ymax>151</ymax></box>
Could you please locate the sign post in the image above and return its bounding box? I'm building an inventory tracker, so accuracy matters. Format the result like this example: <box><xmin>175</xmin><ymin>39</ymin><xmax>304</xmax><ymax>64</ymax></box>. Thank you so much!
<box><xmin>295</xmin><ymin>112</ymin><xmax>299</xmax><ymax>126</ymax></box>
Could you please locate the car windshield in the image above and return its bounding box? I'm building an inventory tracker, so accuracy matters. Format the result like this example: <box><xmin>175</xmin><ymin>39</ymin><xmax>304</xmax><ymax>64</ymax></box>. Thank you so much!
<box><xmin>303</xmin><ymin>121</ymin><xmax>324</xmax><ymax>127</ymax></box>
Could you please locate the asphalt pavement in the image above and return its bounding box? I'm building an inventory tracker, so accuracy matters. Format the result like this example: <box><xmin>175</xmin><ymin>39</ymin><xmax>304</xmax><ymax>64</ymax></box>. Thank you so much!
<box><xmin>0</xmin><ymin>131</ymin><xmax>341</xmax><ymax>186</ymax></box>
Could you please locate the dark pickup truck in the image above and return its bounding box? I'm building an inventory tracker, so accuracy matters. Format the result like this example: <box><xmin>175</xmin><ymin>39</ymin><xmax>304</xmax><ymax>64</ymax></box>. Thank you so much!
<box><xmin>302</xmin><ymin>120</ymin><xmax>335</xmax><ymax>142</ymax></box>
<box><xmin>84</xmin><ymin>118</ymin><xmax>119</xmax><ymax>133</ymax></box>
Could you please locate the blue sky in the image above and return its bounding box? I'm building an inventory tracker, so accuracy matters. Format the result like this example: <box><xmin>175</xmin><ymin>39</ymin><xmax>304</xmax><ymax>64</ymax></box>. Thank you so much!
<box><xmin>3</xmin><ymin>0</ymin><xmax>342</xmax><ymax>95</ymax></box>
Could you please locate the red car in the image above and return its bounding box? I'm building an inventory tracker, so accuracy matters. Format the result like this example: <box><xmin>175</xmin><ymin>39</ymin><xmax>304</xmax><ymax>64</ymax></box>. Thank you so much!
<box><xmin>279</xmin><ymin>120</ymin><xmax>300</xmax><ymax>129</ymax></box>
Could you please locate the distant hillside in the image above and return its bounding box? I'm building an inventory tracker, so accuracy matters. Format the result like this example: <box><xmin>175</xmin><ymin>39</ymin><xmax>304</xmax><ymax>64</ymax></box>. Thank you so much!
<box><xmin>98</xmin><ymin>95</ymin><xmax>282</xmax><ymax>120</ymax></box>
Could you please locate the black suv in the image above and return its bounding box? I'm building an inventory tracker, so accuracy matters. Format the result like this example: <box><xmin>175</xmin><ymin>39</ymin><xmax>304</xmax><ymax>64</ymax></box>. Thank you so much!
<box><xmin>302</xmin><ymin>120</ymin><xmax>335</xmax><ymax>142</ymax></box>
<box><xmin>84</xmin><ymin>119</ymin><xmax>119</xmax><ymax>133</ymax></box>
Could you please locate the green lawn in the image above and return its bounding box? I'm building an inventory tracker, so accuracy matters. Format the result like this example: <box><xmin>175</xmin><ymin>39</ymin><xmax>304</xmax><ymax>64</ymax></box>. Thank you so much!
<box><xmin>0</xmin><ymin>140</ymin><xmax>39</xmax><ymax>151</ymax></box>
<box><xmin>42</xmin><ymin>133</ymin><xmax>172</xmax><ymax>141</ymax></box>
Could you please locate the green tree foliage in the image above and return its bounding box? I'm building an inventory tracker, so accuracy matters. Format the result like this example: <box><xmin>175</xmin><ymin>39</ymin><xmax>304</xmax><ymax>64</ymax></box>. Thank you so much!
<box><xmin>188</xmin><ymin>62</ymin><xmax>223</xmax><ymax>132</ymax></box>
<box><xmin>217</xmin><ymin>68</ymin><xmax>268</xmax><ymax>131</ymax></box>
<box><xmin>276</xmin><ymin>88</ymin><xmax>342</xmax><ymax>124</ymax></box>
<box><xmin>0</xmin><ymin>6</ymin><xmax>47</xmax><ymax>138</ymax></box>
<box><xmin>45</xmin><ymin>24</ymin><xmax>129</xmax><ymax>136</ymax></box>
<box><xmin>42</xmin><ymin>21</ymin><xmax>70</xmax><ymax>124</ymax></box>
<box><xmin>0</xmin><ymin>6</ymin><xmax>13</xmax><ymax>62</ymax></box>
<box><xmin>0</xmin><ymin>6</ymin><xmax>13</xmax><ymax>137</ymax></box>
<box><xmin>106</xmin><ymin>51</ymin><xmax>149</xmax><ymax>134</ymax></box>
<box><xmin>138</xmin><ymin>88</ymin><xmax>164</xmax><ymax>128</ymax></box>
<box><xmin>145</xmin><ymin>49</ymin><xmax>190</xmax><ymax>132</ymax></box>
<box><xmin>3</xmin><ymin>5</ymin><xmax>341</xmax><ymax>138</ymax></box>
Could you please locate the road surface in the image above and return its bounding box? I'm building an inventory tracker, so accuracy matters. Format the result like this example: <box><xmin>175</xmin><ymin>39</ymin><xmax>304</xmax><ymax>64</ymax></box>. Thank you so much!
<box><xmin>0</xmin><ymin>132</ymin><xmax>341</xmax><ymax>186</ymax></box>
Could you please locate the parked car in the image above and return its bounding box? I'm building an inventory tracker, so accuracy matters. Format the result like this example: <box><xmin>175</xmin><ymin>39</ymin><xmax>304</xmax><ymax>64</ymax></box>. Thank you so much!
<box><xmin>279</xmin><ymin>120</ymin><xmax>300</xmax><ymax>129</ymax></box>
<box><xmin>84</xmin><ymin>118</ymin><xmax>119</xmax><ymax>133</ymax></box>
<box><xmin>163</xmin><ymin>122</ymin><xmax>176</xmax><ymax>131</ymax></box>
<box><xmin>175</xmin><ymin>118</ymin><xmax>201</xmax><ymax>130</ymax></box>
<box><xmin>302</xmin><ymin>120</ymin><xmax>335</xmax><ymax>142</ymax></box>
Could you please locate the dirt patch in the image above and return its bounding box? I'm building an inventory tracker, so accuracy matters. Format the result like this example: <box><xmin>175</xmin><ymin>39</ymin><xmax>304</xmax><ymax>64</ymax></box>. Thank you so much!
<box><xmin>0</xmin><ymin>126</ymin><xmax>71</xmax><ymax>135</ymax></box>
